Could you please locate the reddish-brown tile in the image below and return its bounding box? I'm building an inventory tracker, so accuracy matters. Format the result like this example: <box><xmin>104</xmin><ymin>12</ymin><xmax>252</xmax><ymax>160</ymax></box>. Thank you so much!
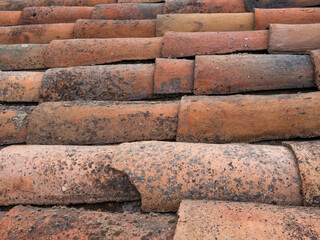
<box><xmin>0</xmin><ymin>106</ymin><xmax>34</xmax><ymax>145</ymax></box>
<box><xmin>156</xmin><ymin>13</ymin><xmax>254</xmax><ymax>36</ymax></box>
<box><xmin>0</xmin><ymin>145</ymin><xmax>140</xmax><ymax>205</ymax></box>
<box><xmin>0</xmin><ymin>23</ymin><xmax>74</xmax><ymax>44</ymax></box>
<box><xmin>0</xmin><ymin>206</ymin><xmax>176</xmax><ymax>239</ymax></box>
<box><xmin>19</xmin><ymin>6</ymin><xmax>94</xmax><ymax>24</ymax></box>
<box><xmin>174</xmin><ymin>200</ymin><xmax>320</xmax><ymax>240</ymax></box>
<box><xmin>177</xmin><ymin>93</ymin><xmax>320</xmax><ymax>143</ymax></box>
<box><xmin>0</xmin><ymin>11</ymin><xmax>21</xmax><ymax>26</ymax></box>
<box><xmin>0</xmin><ymin>72</ymin><xmax>42</xmax><ymax>102</ymax></box>
<box><xmin>162</xmin><ymin>31</ymin><xmax>268</xmax><ymax>58</ymax></box>
<box><xmin>27</xmin><ymin>101</ymin><xmax>179</xmax><ymax>145</ymax></box>
<box><xmin>92</xmin><ymin>3</ymin><xmax>164</xmax><ymax>20</ymax></box>
<box><xmin>284</xmin><ymin>141</ymin><xmax>320</xmax><ymax>207</ymax></box>
<box><xmin>0</xmin><ymin>44</ymin><xmax>47</xmax><ymax>70</ymax></box>
<box><xmin>194</xmin><ymin>54</ymin><xmax>315</xmax><ymax>95</ymax></box>
<box><xmin>44</xmin><ymin>38</ymin><xmax>162</xmax><ymax>68</ymax></box>
<box><xmin>40</xmin><ymin>64</ymin><xmax>155</xmax><ymax>102</ymax></box>
<box><xmin>73</xmin><ymin>19</ymin><xmax>156</xmax><ymax>38</ymax></box>
<box><xmin>112</xmin><ymin>141</ymin><xmax>302</xmax><ymax>212</ymax></box>
<box><xmin>268</xmin><ymin>23</ymin><xmax>320</xmax><ymax>54</ymax></box>
<box><xmin>119</xmin><ymin>0</ymin><xmax>163</xmax><ymax>2</ymax></box>
<box><xmin>255</xmin><ymin>8</ymin><xmax>320</xmax><ymax>30</ymax></box>
<box><xmin>154</xmin><ymin>58</ymin><xmax>194</xmax><ymax>94</ymax></box>
<box><xmin>311</xmin><ymin>50</ymin><xmax>320</xmax><ymax>89</ymax></box>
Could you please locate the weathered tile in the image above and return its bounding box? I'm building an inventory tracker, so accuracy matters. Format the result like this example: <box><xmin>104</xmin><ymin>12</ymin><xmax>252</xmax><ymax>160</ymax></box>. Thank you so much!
<box><xmin>255</xmin><ymin>8</ymin><xmax>320</xmax><ymax>30</ymax></box>
<box><xmin>154</xmin><ymin>58</ymin><xmax>194</xmax><ymax>94</ymax></box>
<box><xmin>163</xmin><ymin>0</ymin><xmax>246</xmax><ymax>13</ymax></box>
<box><xmin>73</xmin><ymin>19</ymin><xmax>156</xmax><ymax>38</ymax></box>
<box><xmin>283</xmin><ymin>141</ymin><xmax>320</xmax><ymax>207</ymax></box>
<box><xmin>156</xmin><ymin>13</ymin><xmax>254</xmax><ymax>36</ymax></box>
<box><xmin>44</xmin><ymin>38</ymin><xmax>162</xmax><ymax>67</ymax></box>
<box><xmin>0</xmin><ymin>71</ymin><xmax>42</xmax><ymax>102</ymax></box>
<box><xmin>0</xmin><ymin>23</ymin><xmax>74</xmax><ymax>44</ymax></box>
<box><xmin>0</xmin><ymin>11</ymin><xmax>21</xmax><ymax>26</ymax></box>
<box><xmin>174</xmin><ymin>200</ymin><xmax>320</xmax><ymax>240</ymax></box>
<box><xmin>177</xmin><ymin>92</ymin><xmax>320</xmax><ymax>143</ymax></box>
<box><xmin>40</xmin><ymin>64</ymin><xmax>155</xmax><ymax>102</ymax></box>
<box><xmin>311</xmin><ymin>50</ymin><xmax>320</xmax><ymax>89</ymax></box>
<box><xmin>0</xmin><ymin>145</ymin><xmax>140</xmax><ymax>205</ymax></box>
<box><xmin>162</xmin><ymin>31</ymin><xmax>268</xmax><ymax>57</ymax></box>
<box><xmin>92</xmin><ymin>3</ymin><xmax>164</xmax><ymax>20</ymax></box>
<box><xmin>245</xmin><ymin>0</ymin><xmax>320</xmax><ymax>11</ymax></box>
<box><xmin>112</xmin><ymin>141</ymin><xmax>302</xmax><ymax>212</ymax></box>
<box><xmin>27</xmin><ymin>101</ymin><xmax>179</xmax><ymax>145</ymax></box>
<box><xmin>194</xmin><ymin>54</ymin><xmax>315</xmax><ymax>94</ymax></box>
<box><xmin>268</xmin><ymin>23</ymin><xmax>320</xmax><ymax>54</ymax></box>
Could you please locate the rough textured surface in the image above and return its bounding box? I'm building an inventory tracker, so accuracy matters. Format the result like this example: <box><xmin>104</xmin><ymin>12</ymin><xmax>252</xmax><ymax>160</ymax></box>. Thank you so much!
<box><xmin>163</xmin><ymin>0</ymin><xmax>246</xmax><ymax>13</ymax></box>
<box><xmin>156</xmin><ymin>13</ymin><xmax>254</xmax><ymax>36</ymax></box>
<box><xmin>174</xmin><ymin>200</ymin><xmax>320</xmax><ymax>240</ymax></box>
<box><xmin>44</xmin><ymin>38</ymin><xmax>162</xmax><ymax>67</ymax></box>
<box><xmin>311</xmin><ymin>50</ymin><xmax>320</xmax><ymax>89</ymax></box>
<box><xmin>92</xmin><ymin>3</ymin><xmax>164</xmax><ymax>20</ymax></box>
<box><xmin>268</xmin><ymin>23</ymin><xmax>320</xmax><ymax>54</ymax></box>
<box><xmin>0</xmin><ymin>0</ymin><xmax>116</xmax><ymax>11</ymax></box>
<box><xmin>177</xmin><ymin>92</ymin><xmax>320</xmax><ymax>143</ymax></box>
<box><xmin>0</xmin><ymin>105</ymin><xmax>35</xmax><ymax>145</ymax></box>
<box><xmin>0</xmin><ymin>44</ymin><xmax>47</xmax><ymax>70</ymax></box>
<box><xmin>0</xmin><ymin>71</ymin><xmax>42</xmax><ymax>102</ymax></box>
<box><xmin>40</xmin><ymin>64</ymin><xmax>155</xmax><ymax>102</ymax></box>
<box><xmin>19</xmin><ymin>6</ymin><xmax>93</xmax><ymax>24</ymax></box>
<box><xmin>284</xmin><ymin>141</ymin><xmax>320</xmax><ymax>207</ymax></box>
<box><xmin>74</xmin><ymin>19</ymin><xmax>156</xmax><ymax>38</ymax></box>
<box><xmin>162</xmin><ymin>31</ymin><xmax>268</xmax><ymax>57</ymax></box>
<box><xmin>27</xmin><ymin>101</ymin><xmax>179</xmax><ymax>145</ymax></box>
<box><xmin>112</xmin><ymin>141</ymin><xmax>302</xmax><ymax>212</ymax></box>
<box><xmin>245</xmin><ymin>0</ymin><xmax>320</xmax><ymax>11</ymax></box>
<box><xmin>0</xmin><ymin>11</ymin><xmax>21</xmax><ymax>26</ymax></box>
<box><xmin>255</xmin><ymin>8</ymin><xmax>320</xmax><ymax>30</ymax></box>
<box><xmin>0</xmin><ymin>145</ymin><xmax>140</xmax><ymax>205</ymax></box>
<box><xmin>154</xmin><ymin>58</ymin><xmax>194</xmax><ymax>94</ymax></box>
<box><xmin>0</xmin><ymin>23</ymin><xmax>74</xmax><ymax>44</ymax></box>
<box><xmin>0</xmin><ymin>206</ymin><xmax>176</xmax><ymax>239</ymax></box>
<box><xmin>194</xmin><ymin>54</ymin><xmax>315</xmax><ymax>94</ymax></box>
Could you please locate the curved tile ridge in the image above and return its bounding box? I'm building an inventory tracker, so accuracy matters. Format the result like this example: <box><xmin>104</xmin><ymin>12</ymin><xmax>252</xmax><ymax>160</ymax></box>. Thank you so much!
<box><xmin>111</xmin><ymin>141</ymin><xmax>302</xmax><ymax>212</ymax></box>
<box><xmin>283</xmin><ymin>141</ymin><xmax>320</xmax><ymax>207</ymax></box>
<box><xmin>0</xmin><ymin>145</ymin><xmax>140</xmax><ymax>206</ymax></box>
<box><xmin>312</xmin><ymin>50</ymin><xmax>320</xmax><ymax>89</ymax></box>
<box><xmin>244</xmin><ymin>0</ymin><xmax>320</xmax><ymax>11</ymax></box>
<box><xmin>0</xmin><ymin>205</ymin><xmax>176</xmax><ymax>239</ymax></box>
<box><xmin>174</xmin><ymin>200</ymin><xmax>320</xmax><ymax>240</ymax></box>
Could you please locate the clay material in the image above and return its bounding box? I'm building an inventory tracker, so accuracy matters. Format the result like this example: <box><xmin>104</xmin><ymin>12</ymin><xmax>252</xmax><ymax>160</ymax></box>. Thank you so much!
<box><xmin>245</xmin><ymin>0</ymin><xmax>320</xmax><ymax>11</ymax></box>
<box><xmin>311</xmin><ymin>50</ymin><xmax>320</xmax><ymax>89</ymax></box>
<box><xmin>0</xmin><ymin>11</ymin><xmax>21</xmax><ymax>26</ymax></box>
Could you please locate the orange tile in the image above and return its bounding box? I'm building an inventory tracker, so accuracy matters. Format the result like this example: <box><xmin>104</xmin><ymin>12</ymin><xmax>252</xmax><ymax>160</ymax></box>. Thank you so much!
<box><xmin>0</xmin><ymin>11</ymin><xmax>21</xmax><ymax>26</ymax></box>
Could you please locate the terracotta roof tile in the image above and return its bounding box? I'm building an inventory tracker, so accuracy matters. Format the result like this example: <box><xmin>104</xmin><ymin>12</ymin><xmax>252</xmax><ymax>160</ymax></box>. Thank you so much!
<box><xmin>73</xmin><ymin>19</ymin><xmax>156</xmax><ymax>38</ymax></box>
<box><xmin>0</xmin><ymin>72</ymin><xmax>42</xmax><ymax>102</ymax></box>
<box><xmin>92</xmin><ymin>3</ymin><xmax>164</xmax><ymax>20</ymax></box>
<box><xmin>0</xmin><ymin>105</ymin><xmax>34</xmax><ymax>145</ymax></box>
<box><xmin>174</xmin><ymin>200</ymin><xmax>320</xmax><ymax>239</ymax></box>
<box><xmin>112</xmin><ymin>141</ymin><xmax>302</xmax><ymax>212</ymax></box>
<box><xmin>268</xmin><ymin>23</ymin><xmax>320</xmax><ymax>53</ymax></box>
<box><xmin>156</xmin><ymin>13</ymin><xmax>254</xmax><ymax>36</ymax></box>
<box><xmin>255</xmin><ymin>8</ymin><xmax>320</xmax><ymax>30</ymax></box>
<box><xmin>312</xmin><ymin>50</ymin><xmax>320</xmax><ymax>88</ymax></box>
<box><xmin>26</xmin><ymin>101</ymin><xmax>179</xmax><ymax>144</ymax></box>
<box><xmin>0</xmin><ymin>11</ymin><xmax>21</xmax><ymax>26</ymax></box>
<box><xmin>177</xmin><ymin>92</ymin><xmax>320</xmax><ymax>143</ymax></box>
<box><xmin>44</xmin><ymin>38</ymin><xmax>162</xmax><ymax>67</ymax></box>
<box><xmin>19</xmin><ymin>6</ymin><xmax>94</xmax><ymax>24</ymax></box>
<box><xmin>163</xmin><ymin>0</ymin><xmax>246</xmax><ymax>13</ymax></box>
<box><xmin>0</xmin><ymin>145</ymin><xmax>140</xmax><ymax>205</ymax></box>
<box><xmin>0</xmin><ymin>44</ymin><xmax>47</xmax><ymax>70</ymax></box>
<box><xmin>0</xmin><ymin>205</ymin><xmax>176</xmax><ymax>239</ymax></box>
<box><xmin>119</xmin><ymin>0</ymin><xmax>164</xmax><ymax>2</ymax></box>
<box><xmin>39</xmin><ymin>64</ymin><xmax>154</xmax><ymax>102</ymax></box>
<box><xmin>154</xmin><ymin>58</ymin><xmax>194</xmax><ymax>94</ymax></box>
<box><xmin>245</xmin><ymin>0</ymin><xmax>320</xmax><ymax>11</ymax></box>
<box><xmin>0</xmin><ymin>23</ymin><xmax>74</xmax><ymax>44</ymax></box>
<box><xmin>194</xmin><ymin>54</ymin><xmax>315</xmax><ymax>95</ymax></box>
<box><xmin>162</xmin><ymin>31</ymin><xmax>268</xmax><ymax>57</ymax></box>
<box><xmin>283</xmin><ymin>141</ymin><xmax>320</xmax><ymax>206</ymax></box>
